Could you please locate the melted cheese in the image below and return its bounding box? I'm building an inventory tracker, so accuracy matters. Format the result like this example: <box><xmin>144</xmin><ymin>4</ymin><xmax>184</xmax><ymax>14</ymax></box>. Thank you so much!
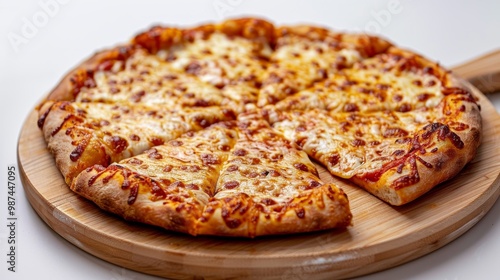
<box><xmin>274</xmin><ymin>51</ymin><xmax>445</xmax><ymax>113</ymax></box>
<box><xmin>116</xmin><ymin>124</ymin><xmax>239</xmax><ymax>203</ymax></box>
<box><xmin>258</xmin><ymin>38</ymin><xmax>364</xmax><ymax>106</ymax></box>
<box><xmin>165</xmin><ymin>32</ymin><xmax>271</xmax><ymax>105</ymax></box>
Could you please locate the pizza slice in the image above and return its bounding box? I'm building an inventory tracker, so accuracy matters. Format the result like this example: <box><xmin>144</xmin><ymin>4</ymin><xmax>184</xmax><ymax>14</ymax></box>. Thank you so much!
<box><xmin>71</xmin><ymin>123</ymin><xmax>238</xmax><ymax>235</ymax></box>
<box><xmin>267</xmin><ymin>86</ymin><xmax>481</xmax><ymax>205</ymax></box>
<box><xmin>273</xmin><ymin>47</ymin><xmax>452</xmax><ymax>113</ymax></box>
<box><xmin>71</xmin><ymin>118</ymin><xmax>352</xmax><ymax>237</ymax></box>
<box><xmin>38</xmin><ymin>100</ymin><xmax>235</xmax><ymax>184</ymax></box>
<box><xmin>197</xmin><ymin>115</ymin><xmax>351</xmax><ymax>237</ymax></box>
<box><xmin>257</xmin><ymin>26</ymin><xmax>392</xmax><ymax>106</ymax></box>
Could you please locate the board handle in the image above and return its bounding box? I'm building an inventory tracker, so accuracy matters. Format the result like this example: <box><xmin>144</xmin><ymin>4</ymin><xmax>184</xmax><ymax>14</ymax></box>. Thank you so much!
<box><xmin>451</xmin><ymin>49</ymin><xmax>500</xmax><ymax>94</ymax></box>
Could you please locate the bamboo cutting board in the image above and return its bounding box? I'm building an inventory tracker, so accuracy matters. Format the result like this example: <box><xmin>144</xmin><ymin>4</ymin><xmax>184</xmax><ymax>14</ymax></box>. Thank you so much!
<box><xmin>18</xmin><ymin>83</ymin><xmax>500</xmax><ymax>279</ymax></box>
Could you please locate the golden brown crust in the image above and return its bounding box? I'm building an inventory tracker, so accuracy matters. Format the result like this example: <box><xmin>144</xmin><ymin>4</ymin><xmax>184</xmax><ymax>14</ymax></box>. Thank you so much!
<box><xmin>197</xmin><ymin>184</ymin><xmax>351</xmax><ymax>237</ymax></box>
<box><xmin>131</xmin><ymin>17</ymin><xmax>276</xmax><ymax>55</ymax></box>
<box><xmin>38</xmin><ymin>101</ymin><xmax>111</xmax><ymax>184</ymax></box>
<box><xmin>217</xmin><ymin>17</ymin><xmax>276</xmax><ymax>45</ymax></box>
<box><xmin>131</xmin><ymin>26</ymin><xmax>183</xmax><ymax>54</ymax></box>
<box><xmin>73</xmin><ymin>165</ymin><xmax>351</xmax><ymax>237</ymax></box>
<box><xmin>72</xmin><ymin>165</ymin><xmax>203</xmax><ymax>235</ymax></box>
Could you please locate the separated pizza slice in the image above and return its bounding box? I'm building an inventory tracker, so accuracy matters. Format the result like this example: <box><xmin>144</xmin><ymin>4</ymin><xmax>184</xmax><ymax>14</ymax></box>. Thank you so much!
<box><xmin>197</xmin><ymin>115</ymin><xmax>351</xmax><ymax>237</ymax></box>
<box><xmin>71</xmin><ymin>123</ymin><xmax>238</xmax><ymax>235</ymax></box>
<box><xmin>267</xmin><ymin>86</ymin><xmax>481</xmax><ymax>205</ymax></box>
<box><xmin>273</xmin><ymin>47</ymin><xmax>453</xmax><ymax>113</ymax></box>
<box><xmin>38</xmin><ymin>100</ymin><xmax>235</xmax><ymax>184</ymax></box>
<box><xmin>257</xmin><ymin>26</ymin><xmax>392</xmax><ymax>106</ymax></box>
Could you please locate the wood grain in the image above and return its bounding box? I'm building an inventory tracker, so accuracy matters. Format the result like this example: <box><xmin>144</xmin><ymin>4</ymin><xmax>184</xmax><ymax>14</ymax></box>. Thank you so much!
<box><xmin>452</xmin><ymin>49</ymin><xmax>500</xmax><ymax>94</ymax></box>
<box><xmin>18</xmin><ymin>85</ymin><xmax>500</xmax><ymax>279</ymax></box>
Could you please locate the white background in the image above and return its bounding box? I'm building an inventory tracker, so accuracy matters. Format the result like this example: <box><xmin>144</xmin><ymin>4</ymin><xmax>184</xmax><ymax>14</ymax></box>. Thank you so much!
<box><xmin>1</xmin><ymin>0</ymin><xmax>500</xmax><ymax>279</ymax></box>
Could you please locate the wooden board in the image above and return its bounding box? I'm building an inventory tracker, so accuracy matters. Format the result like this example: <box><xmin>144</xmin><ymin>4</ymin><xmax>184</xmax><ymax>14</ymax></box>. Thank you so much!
<box><xmin>18</xmin><ymin>87</ymin><xmax>500</xmax><ymax>279</ymax></box>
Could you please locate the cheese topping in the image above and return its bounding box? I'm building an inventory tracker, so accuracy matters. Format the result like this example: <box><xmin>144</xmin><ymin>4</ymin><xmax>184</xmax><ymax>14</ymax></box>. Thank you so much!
<box><xmin>215</xmin><ymin>119</ymin><xmax>322</xmax><ymax>204</ymax></box>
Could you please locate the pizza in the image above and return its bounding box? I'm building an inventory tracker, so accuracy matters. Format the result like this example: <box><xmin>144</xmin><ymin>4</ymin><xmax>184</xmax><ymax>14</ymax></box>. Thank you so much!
<box><xmin>36</xmin><ymin>17</ymin><xmax>481</xmax><ymax>237</ymax></box>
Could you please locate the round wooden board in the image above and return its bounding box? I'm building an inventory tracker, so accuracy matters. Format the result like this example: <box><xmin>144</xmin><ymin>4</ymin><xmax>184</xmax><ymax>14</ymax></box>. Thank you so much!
<box><xmin>18</xmin><ymin>87</ymin><xmax>500</xmax><ymax>280</ymax></box>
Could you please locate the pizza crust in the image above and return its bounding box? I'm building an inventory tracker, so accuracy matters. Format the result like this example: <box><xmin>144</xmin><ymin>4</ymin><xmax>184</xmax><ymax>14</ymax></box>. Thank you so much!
<box><xmin>72</xmin><ymin>165</ymin><xmax>351</xmax><ymax>237</ymax></box>
<box><xmin>197</xmin><ymin>184</ymin><xmax>351</xmax><ymax>237</ymax></box>
<box><xmin>72</xmin><ymin>165</ymin><xmax>204</xmax><ymax>235</ymax></box>
<box><xmin>38</xmin><ymin>101</ymin><xmax>111</xmax><ymax>184</ymax></box>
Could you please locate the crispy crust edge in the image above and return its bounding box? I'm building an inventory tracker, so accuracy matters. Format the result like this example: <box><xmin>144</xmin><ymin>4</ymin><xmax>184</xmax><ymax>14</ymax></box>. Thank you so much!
<box><xmin>71</xmin><ymin>164</ymin><xmax>352</xmax><ymax>237</ymax></box>
<box><xmin>38</xmin><ymin>101</ymin><xmax>111</xmax><ymax>185</ymax></box>
<box><xmin>71</xmin><ymin>165</ymin><xmax>205</xmax><ymax>235</ymax></box>
<box><xmin>197</xmin><ymin>184</ymin><xmax>352</xmax><ymax>237</ymax></box>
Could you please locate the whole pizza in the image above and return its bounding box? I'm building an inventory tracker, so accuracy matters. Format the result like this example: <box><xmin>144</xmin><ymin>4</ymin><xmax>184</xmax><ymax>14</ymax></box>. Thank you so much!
<box><xmin>36</xmin><ymin>18</ymin><xmax>482</xmax><ymax>237</ymax></box>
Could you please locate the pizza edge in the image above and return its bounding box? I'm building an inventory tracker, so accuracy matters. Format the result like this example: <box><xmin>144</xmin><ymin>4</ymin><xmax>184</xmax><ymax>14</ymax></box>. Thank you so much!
<box><xmin>71</xmin><ymin>165</ymin><xmax>204</xmax><ymax>235</ymax></box>
<box><xmin>38</xmin><ymin>101</ymin><xmax>112</xmax><ymax>185</ymax></box>
<box><xmin>196</xmin><ymin>184</ymin><xmax>351</xmax><ymax>237</ymax></box>
<box><xmin>71</xmin><ymin>163</ymin><xmax>352</xmax><ymax>237</ymax></box>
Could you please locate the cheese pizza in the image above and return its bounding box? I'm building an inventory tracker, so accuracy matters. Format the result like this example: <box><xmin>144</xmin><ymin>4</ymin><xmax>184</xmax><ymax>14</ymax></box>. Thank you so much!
<box><xmin>37</xmin><ymin>18</ymin><xmax>481</xmax><ymax>237</ymax></box>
